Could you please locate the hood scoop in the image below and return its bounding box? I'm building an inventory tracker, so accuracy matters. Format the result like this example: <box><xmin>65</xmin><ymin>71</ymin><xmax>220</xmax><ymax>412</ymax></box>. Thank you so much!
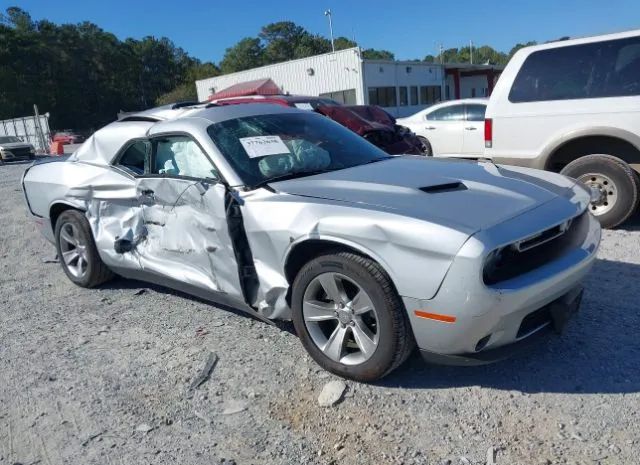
<box><xmin>419</xmin><ymin>182</ymin><xmax>467</xmax><ymax>194</ymax></box>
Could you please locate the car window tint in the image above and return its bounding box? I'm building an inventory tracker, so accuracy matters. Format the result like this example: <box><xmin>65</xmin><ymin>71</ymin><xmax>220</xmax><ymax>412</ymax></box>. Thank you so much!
<box><xmin>465</xmin><ymin>104</ymin><xmax>486</xmax><ymax>122</ymax></box>
<box><xmin>509</xmin><ymin>36</ymin><xmax>640</xmax><ymax>102</ymax></box>
<box><xmin>207</xmin><ymin>112</ymin><xmax>388</xmax><ymax>186</ymax></box>
<box><xmin>426</xmin><ymin>105</ymin><xmax>465</xmax><ymax>121</ymax></box>
<box><xmin>152</xmin><ymin>136</ymin><xmax>218</xmax><ymax>180</ymax></box>
<box><xmin>117</xmin><ymin>140</ymin><xmax>149</xmax><ymax>174</ymax></box>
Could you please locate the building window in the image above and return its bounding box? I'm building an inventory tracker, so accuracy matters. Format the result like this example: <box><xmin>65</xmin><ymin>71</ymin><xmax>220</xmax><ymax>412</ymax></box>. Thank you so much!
<box><xmin>445</xmin><ymin>85</ymin><xmax>450</xmax><ymax>100</ymax></box>
<box><xmin>410</xmin><ymin>86</ymin><xmax>418</xmax><ymax>105</ymax></box>
<box><xmin>368</xmin><ymin>87</ymin><xmax>397</xmax><ymax>107</ymax></box>
<box><xmin>420</xmin><ymin>86</ymin><xmax>442</xmax><ymax>105</ymax></box>
<box><xmin>320</xmin><ymin>89</ymin><xmax>357</xmax><ymax>105</ymax></box>
<box><xmin>471</xmin><ymin>88</ymin><xmax>477</xmax><ymax>98</ymax></box>
<box><xmin>399</xmin><ymin>87</ymin><xmax>408</xmax><ymax>106</ymax></box>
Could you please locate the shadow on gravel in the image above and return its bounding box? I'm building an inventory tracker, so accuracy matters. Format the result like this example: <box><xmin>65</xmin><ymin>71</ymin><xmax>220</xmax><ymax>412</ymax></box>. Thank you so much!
<box><xmin>380</xmin><ymin>258</ymin><xmax>640</xmax><ymax>395</ymax></box>
<box><xmin>617</xmin><ymin>211</ymin><xmax>640</xmax><ymax>231</ymax></box>
<box><xmin>97</xmin><ymin>277</ymin><xmax>296</xmax><ymax>334</ymax></box>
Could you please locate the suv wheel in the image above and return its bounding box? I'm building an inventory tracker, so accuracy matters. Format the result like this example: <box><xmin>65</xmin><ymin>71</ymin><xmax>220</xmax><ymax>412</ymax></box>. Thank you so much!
<box><xmin>561</xmin><ymin>154</ymin><xmax>640</xmax><ymax>228</ymax></box>
<box><xmin>291</xmin><ymin>251</ymin><xmax>414</xmax><ymax>382</ymax></box>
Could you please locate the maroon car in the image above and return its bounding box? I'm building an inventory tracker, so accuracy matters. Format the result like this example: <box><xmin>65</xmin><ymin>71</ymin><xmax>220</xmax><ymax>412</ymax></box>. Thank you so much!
<box><xmin>211</xmin><ymin>94</ymin><xmax>424</xmax><ymax>155</ymax></box>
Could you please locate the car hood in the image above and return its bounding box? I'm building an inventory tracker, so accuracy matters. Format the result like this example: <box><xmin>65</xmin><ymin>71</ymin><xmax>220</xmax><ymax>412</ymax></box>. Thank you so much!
<box><xmin>269</xmin><ymin>156</ymin><xmax>579</xmax><ymax>233</ymax></box>
<box><xmin>0</xmin><ymin>142</ymin><xmax>32</xmax><ymax>149</ymax></box>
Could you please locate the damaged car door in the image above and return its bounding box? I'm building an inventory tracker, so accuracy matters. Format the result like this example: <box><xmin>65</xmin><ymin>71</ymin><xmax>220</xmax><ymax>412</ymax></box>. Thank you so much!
<box><xmin>133</xmin><ymin>134</ymin><xmax>244</xmax><ymax>302</ymax></box>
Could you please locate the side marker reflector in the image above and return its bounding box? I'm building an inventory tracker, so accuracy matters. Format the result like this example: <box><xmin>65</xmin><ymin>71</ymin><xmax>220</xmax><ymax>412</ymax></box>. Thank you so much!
<box><xmin>414</xmin><ymin>310</ymin><xmax>457</xmax><ymax>323</ymax></box>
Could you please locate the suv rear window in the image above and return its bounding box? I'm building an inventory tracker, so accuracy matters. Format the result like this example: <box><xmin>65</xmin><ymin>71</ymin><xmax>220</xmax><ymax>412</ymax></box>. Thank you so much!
<box><xmin>509</xmin><ymin>36</ymin><xmax>640</xmax><ymax>102</ymax></box>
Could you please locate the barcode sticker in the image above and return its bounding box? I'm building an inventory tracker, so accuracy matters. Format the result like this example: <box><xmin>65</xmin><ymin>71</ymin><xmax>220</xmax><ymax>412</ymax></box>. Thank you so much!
<box><xmin>239</xmin><ymin>136</ymin><xmax>290</xmax><ymax>158</ymax></box>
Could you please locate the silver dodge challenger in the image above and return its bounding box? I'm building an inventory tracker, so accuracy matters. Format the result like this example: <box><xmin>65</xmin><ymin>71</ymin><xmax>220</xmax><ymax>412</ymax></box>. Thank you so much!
<box><xmin>22</xmin><ymin>103</ymin><xmax>601</xmax><ymax>381</ymax></box>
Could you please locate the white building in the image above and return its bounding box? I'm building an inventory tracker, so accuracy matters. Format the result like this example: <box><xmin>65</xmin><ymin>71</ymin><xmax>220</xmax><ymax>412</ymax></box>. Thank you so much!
<box><xmin>196</xmin><ymin>48</ymin><xmax>501</xmax><ymax>117</ymax></box>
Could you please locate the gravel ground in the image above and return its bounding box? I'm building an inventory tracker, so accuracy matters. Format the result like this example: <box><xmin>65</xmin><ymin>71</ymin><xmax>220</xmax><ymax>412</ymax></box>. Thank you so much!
<box><xmin>1</xmin><ymin>160</ymin><xmax>639</xmax><ymax>465</ymax></box>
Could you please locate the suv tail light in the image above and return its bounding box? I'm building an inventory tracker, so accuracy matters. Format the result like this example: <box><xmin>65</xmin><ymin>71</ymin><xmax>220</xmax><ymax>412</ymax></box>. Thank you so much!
<box><xmin>484</xmin><ymin>118</ymin><xmax>493</xmax><ymax>148</ymax></box>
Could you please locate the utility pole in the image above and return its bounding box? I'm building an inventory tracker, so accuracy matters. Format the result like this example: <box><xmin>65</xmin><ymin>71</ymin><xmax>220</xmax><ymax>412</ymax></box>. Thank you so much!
<box><xmin>324</xmin><ymin>9</ymin><xmax>335</xmax><ymax>52</ymax></box>
<box><xmin>470</xmin><ymin>40</ymin><xmax>474</xmax><ymax>65</ymax></box>
<box><xmin>438</xmin><ymin>43</ymin><xmax>444</xmax><ymax>64</ymax></box>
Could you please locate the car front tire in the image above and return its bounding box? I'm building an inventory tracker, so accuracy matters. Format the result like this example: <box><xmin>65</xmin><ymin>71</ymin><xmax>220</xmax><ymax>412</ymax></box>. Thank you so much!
<box><xmin>561</xmin><ymin>154</ymin><xmax>639</xmax><ymax>228</ymax></box>
<box><xmin>54</xmin><ymin>210</ymin><xmax>114</xmax><ymax>287</ymax></box>
<box><xmin>291</xmin><ymin>251</ymin><xmax>414</xmax><ymax>382</ymax></box>
<box><xmin>418</xmin><ymin>136</ymin><xmax>433</xmax><ymax>156</ymax></box>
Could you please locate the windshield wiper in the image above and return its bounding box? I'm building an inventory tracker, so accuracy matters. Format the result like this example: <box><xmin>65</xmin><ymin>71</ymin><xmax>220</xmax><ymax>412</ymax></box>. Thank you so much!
<box><xmin>251</xmin><ymin>168</ymin><xmax>337</xmax><ymax>189</ymax></box>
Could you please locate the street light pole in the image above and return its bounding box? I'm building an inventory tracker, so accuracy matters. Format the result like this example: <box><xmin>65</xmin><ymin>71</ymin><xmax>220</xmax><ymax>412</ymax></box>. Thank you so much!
<box><xmin>324</xmin><ymin>9</ymin><xmax>335</xmax><ymax>52</ymax></box>
<box><xmin>470</xmin><ymin>40</ymin><xmax>474</xmax><ymax>65</ymax></box>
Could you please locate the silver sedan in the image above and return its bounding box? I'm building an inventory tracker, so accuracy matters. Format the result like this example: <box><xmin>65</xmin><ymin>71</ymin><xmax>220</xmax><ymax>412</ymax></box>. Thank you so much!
<box><xmin>22</xmin><ymin>103</ymin><xmax>601</xmax><ymax>381</ymax></box>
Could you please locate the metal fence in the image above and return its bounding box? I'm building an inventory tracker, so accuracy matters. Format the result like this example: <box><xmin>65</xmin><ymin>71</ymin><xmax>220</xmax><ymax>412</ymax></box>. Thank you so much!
<box><xmin>0</xmin><ymin>110</ymin><xmax>51</xmax><ymax>153</ymax></box>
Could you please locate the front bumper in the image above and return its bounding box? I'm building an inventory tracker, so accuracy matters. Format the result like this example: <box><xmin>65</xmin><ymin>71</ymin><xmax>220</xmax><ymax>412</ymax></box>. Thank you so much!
<box><xmin>402</xmin><ymin>201</ymin><xmax>601</xmax><ymax>362</ymax></box>
<box><xmin>1</xmin><ymin>149</ymin><xmax>34</xmax><ymax>160</ymax></box>
<box><xmin>419</xmin><ymin>286</ymin><xmax>583</xmax><ymax>366</ymax></box>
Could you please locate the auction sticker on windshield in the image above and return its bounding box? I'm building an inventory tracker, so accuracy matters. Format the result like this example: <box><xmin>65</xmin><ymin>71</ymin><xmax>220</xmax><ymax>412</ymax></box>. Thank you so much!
<box><xmin>240</xmin><ymin>136</ymin><xmax>290</xmax><ymax>158</ymax></box>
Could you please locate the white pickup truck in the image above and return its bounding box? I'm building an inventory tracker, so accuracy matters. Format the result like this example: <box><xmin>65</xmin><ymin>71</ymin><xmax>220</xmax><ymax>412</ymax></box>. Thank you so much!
<box><xmin>484</xmin><ymin>29</ymin><xmax>640</xmax><ymax>228</ymax></box>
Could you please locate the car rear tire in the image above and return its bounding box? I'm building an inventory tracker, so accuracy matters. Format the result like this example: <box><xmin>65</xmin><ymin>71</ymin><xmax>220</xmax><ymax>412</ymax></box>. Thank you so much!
<box><xmin>54</xmin><ymin>210</ymin><xmax>114</xmax><ymax>287</ymax></box>
<box><xmin>291</xmin><ymin>251</ymin><xmax>414</xmax><ymax>382</ymax></box>
<box><xmin>561</xmin><ymin>154</ymin><xmax>639</xmax><ymax>229</ymax></box>
<box><xmin>418</xmin><ymin>136</ymin><xmax>433</xmax><ymax>156</ymax></box>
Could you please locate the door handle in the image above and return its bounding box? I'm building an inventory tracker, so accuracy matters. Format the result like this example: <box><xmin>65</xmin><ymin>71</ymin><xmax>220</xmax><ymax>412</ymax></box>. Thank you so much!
<box><xmin>465</xmin><ymin>127</ymin><xmax>477</xmax><ymax>130</ymax></box>
<box><xmin>425</xmin><ymin>126</ymin><xmax>436</xmax><ymax>130</ymax></box>
<box><xmin>138</xmin><ymin>188</ymin><xmax>155</xmax><ymax>204</ymax></box>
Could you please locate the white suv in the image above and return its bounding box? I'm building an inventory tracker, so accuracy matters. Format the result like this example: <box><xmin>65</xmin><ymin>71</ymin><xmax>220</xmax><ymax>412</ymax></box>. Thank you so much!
<box><xmin>485</xmin><ymin>29</ymin><xmax>640</xmax><ymax>228</ymax></box>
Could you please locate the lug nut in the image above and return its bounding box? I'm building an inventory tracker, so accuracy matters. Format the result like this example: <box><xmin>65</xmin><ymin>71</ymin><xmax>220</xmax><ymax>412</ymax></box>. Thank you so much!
<box><xmin>349</xmin><ymin>321</ymin><xmax>355</xmax><ymax>326</ymax></box>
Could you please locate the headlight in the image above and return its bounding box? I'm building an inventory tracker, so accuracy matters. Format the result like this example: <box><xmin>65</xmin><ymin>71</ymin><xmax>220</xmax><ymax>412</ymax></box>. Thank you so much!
<box><xmin>29</xmin><ymin>146</ymin><xmax>35</xmax><ymax>153</ymax></box>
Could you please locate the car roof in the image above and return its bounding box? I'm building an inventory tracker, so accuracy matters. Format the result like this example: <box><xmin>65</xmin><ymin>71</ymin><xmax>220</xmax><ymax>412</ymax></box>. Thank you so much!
<box><xmin>70</xmin><ymin>103</ymin><xmax>304</xmax><ymax>166</ymax></box>
<box><xmin>519</xmin><ymin>28</ymin><xmax>640</xmax><ymax>54</ymax></box>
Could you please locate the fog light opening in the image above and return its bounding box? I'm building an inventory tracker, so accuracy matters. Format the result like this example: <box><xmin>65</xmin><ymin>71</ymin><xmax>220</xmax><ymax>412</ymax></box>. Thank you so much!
<box><xmin>475</xmin><ymin>334</ymin><xmax>491</xmax><ymax>352</ymax></box>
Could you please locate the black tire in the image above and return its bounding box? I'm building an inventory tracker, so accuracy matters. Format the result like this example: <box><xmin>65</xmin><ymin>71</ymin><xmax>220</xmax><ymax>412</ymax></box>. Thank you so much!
<box><xmin>418</xmin><ymin>136</ymin><xmax>433</xmax><ymax>156</ymax></box>
<box><xmin>291</xmin><ymin>251</ymin><xmax>414</xmax><ymax>382</ymax></box>
<box><xmin>54</xmin><ymin>209</ymin><xmax>114</xmax><ymax>287</ymax></box>
<box><xmin>561</xmin><ymin>154</ymin><xmax>640</xmax><ymax>229</ymax></box>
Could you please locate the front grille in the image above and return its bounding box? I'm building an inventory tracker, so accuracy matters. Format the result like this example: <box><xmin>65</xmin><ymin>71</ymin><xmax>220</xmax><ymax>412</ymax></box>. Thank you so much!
<box><xmin>484</xmin><ymin>211</ymin><xmax>589</xmax><ymax>286</ymax></box>
<box><xmin>517</xmin><ymin>306</ymin><xmax>551</xmax><ymax>338</ymax></box>
<box><xmin>8</xmin><ymin>147</ymin><xmax>32</xmax><ymax>157</ymax></box>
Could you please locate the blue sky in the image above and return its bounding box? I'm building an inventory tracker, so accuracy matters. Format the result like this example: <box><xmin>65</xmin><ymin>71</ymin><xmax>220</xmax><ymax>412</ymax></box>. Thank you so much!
<box><xmin>4</xmin><ymin>0</ymin><xmax>640</xmax><ymax>62</ymax></box>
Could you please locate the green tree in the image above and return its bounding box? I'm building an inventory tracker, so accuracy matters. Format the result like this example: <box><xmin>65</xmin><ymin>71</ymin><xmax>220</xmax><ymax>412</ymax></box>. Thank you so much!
<box><xmin>259</xmin><ymin>21</ymin><xmax>307</xmax><ymax>63</ymax></box>
<box><xmin>508</xmin><ymin>41</ymin><xmax>537</xmax><ymax>58</ymax></box>
<box><xmin>362</xmin><ymin>49</ymin><xmax>395</xmax><ymax>60</ymax></box>
<box><xmin>219</xmin><ymin>37</ymin><xmax>264</xmax><ymax>74</ymax></box>
<box><xmin>334</xmin><ymin>36</ymin><xmax>357</xmax><ymax>50</ymax></box>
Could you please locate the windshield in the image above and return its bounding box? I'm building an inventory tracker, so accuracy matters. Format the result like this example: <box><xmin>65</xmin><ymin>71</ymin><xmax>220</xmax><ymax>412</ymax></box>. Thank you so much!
<box><xmin>207</xmin><ymin>112</ymin><xmax>390</xmax><ymax>187</ymax></box>
<box><xmin>0</xmin><ymin>136</ymin><xmax>22</xmax><ymax>144</ymax></box>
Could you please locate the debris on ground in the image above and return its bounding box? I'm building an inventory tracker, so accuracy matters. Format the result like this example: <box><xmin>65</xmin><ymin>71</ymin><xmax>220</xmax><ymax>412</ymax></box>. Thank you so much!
<box><xmin>186</xmin><ymin>352</ymin><xmax>218</xmax><ymax>398</ymax></box>
<box><xmin>135</xmin><ymin>423</ymin><xmax>154</xmax><ymax>433</ymax></box>
<box><xmin>222</xmin><ymin>399</ymin><xmax>248</xmax><ymax>415</ymax></box>
<box><xmin>195</xmin><ymin>327</ymin><xmax>209</xmax><ymax>337</ymax></box>
<box><xmin>81</xmin><ymin>430</ymin><xmax>105</xmax><ymax>446</ymax></box>
<box><xmin>486</xmin><ymin>446</ymin><xmax>496</xmax><ymax>465</ymax></box>
<box><xmin>318</xmin><ymin>380</ymin><xmax>347</xmax><ymax>407</ymax></box>
<box><xmin>42</xmin><ymin>256</ymin><xmax>59</xmax><ymax>264</ymax></box>
<box><xmin>133</xmin><ymin>289</ymin><xmax>147</xmax><ymax>296</ymax></box>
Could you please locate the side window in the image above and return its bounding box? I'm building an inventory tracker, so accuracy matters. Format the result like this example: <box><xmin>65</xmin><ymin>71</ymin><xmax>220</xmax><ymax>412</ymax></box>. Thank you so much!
<box><xmin>426</xmin><ymin>105</ymin><xmax>465</xmax><ymax>121</ymax></box>
<box><xmin>509</xmin><ymin>36</ymin><xmax>640</xmax><ymax>102</ymax></box>
<box><xmin>465</xmin><ymin>104</ymin><xmax>486</xmax><ymax>122</ymax></box>
<box><xmin>151</xmin><ymin>135</ymin><xmax>219</xmax><ymax>180</ymax></box>
<box><xmin>116</xmin><ymin>140</ymin><xmax>149</xmax><ymax>175</ymax></box>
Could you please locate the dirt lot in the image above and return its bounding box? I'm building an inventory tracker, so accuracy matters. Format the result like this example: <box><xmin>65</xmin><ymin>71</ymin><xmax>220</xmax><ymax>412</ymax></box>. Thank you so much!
<box><xmin>1</xmin><ymin>160</ymin><xmax>639</xmax><ymax>465</ymax></box>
